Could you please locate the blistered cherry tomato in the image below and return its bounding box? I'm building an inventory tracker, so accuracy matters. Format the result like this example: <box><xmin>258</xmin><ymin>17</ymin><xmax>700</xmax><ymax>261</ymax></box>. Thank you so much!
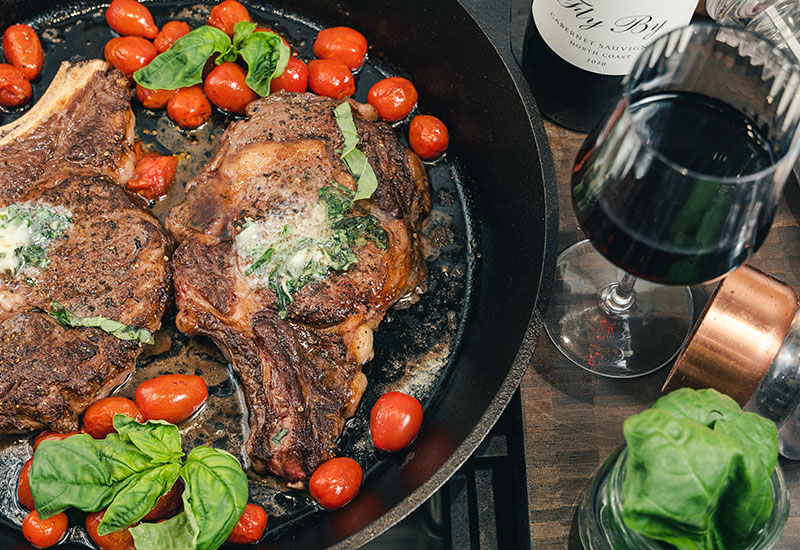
<box><xmin>408</xmin><ymin>115</ymin><xmax>449</xmax><ymax>160</ymax></box>
<box><xmin>154</xmin><ymin>20</ymin><xmax>191</xmax><ymax>53</ymax></box>
<box><xmin>82</xmin><ymin>396</ymin><xmax>144</xmax><ymax>439</ymax></box>
<box><xmin>167</xmin><ymin>85</ymin><xmax>212</xmax><ymax>129</ymax></box>
<box><xmin>367</xmin><ymin>77</ymin><xmax>417</xmax><ymax>122</ymax></box>
<box><xmin>22</xmin><ymin>510</ymin><xmax>68</xmax><ymax>548</ymax></box>
<box><xmin>106</xmin><ymin>0</ymin><xmax>158</xmax><ymax>39</ymax></box>
<box><xmin>270</xmin><ymin>56</ymin><xmax>308</xmax><ymax>93</ymax></box>
<box><xmin>207</xmin><ymin>0</ymin><xmax>251</xmax><ymax>36</ymax></box>
<box><xmin>17</xmin><ymin>458</ymin><xmax>34</xmax><ymax>510</ymax></box>
<box><xmin>2</xmin><ymin>24</ymin><xmax>44</xmax><ymax>80</ymax></box>
<box><xmin>142</xmin><ymin>479</ymin><xmax>184</xmax><ymax>521</ymax></box>
<box><xmin>135</xmin><ymin>374</ymin><xmax>209</xmax><ymax>423</ymax></box>
<box><xmin>313</xmin><ymin>26</ymin><xmax>367</xmax><ymax>71</ymax></box>
<box><xmin>370</xmin><ymin>392</ymin><xmax>423</xmax><ymax>451</ymax></box>
<box><xmin>0</xmin><ymin>63</ymin><xmax>32</xmax><ymax>108</ymax></box>
<box><xmin>307</xmin><ymin>59</ymin><xmax>354</xmax><ymax>99</ymax></box>
<box><xmin>204</xmin><ymin>62</ymin><xmax>257</xmax><ymax>115</ymax></box>
<box><xmin>86</xmin><ymin>510</ymin><xmax>136</xmax><ymax>550</ymax></box>
<box><xmin>135</xmin><ymin>84</ymin><xmax>174</xmax><ymax>110</ymax></box>
<box><xmin>309</xmin><ymin>457</ymin><xmax>362</xmax><ymax>510</ymax></box>
<box><xmin>104</xmin><ymin>36</ymin><xmax>157</xmax><ymax>79</ymax></box>
<box><xmin>33</xmin><ymin>430</ymin><xmax>80</xmax><ymax>450</ymax></box>
<box><xmin>126</xmin><ymin>152</ymin><xmax>178</xmax><ymax>201</ymax></box>
<box><xmin>226</xmin><ymin>503</ymin><xmax>268</xmax><ymax>544</ymax></box>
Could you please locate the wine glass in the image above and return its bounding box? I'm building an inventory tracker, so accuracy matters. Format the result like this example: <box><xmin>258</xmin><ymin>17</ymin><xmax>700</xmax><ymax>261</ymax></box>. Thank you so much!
<box><xmin>544</xmin><ymin>23</ymin><xmax>800</xmax><ymax>377</ymax></box>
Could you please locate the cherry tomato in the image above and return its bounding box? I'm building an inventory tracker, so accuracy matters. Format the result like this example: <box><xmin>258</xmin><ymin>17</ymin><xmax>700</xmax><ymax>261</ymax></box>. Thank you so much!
<box><xmin>17</xmin><ymin>458</ymin><xmax>34</xmax><ymax>510</ymax></box>
<box><xmin>126</xmin><ymin>152</ymin><xmax>179</xmax><ymax>201</ymax></box>
<box><xmin>142</xmin><ymin>479</ymin><xmax>184</xmax><ymax>521</ymax></box>
<box><xmin>154</xmin><ymin>20</ymin><xmax>191</xmax><ymax>53</ymax></box>
<box><xmin>106</xmin><ymin>0</ymin><xmax>158</xmax><ymax>39</ymax></box>
<box><xmin>370</xmin><ymin>392</ymin><xmax>423</xmax><ymax>451</ymax></box>
<box><xmin>82</xmin><ymin>396</ymin><xmax>144</xmax><ymax>439</ymax></box>
<box><xmin>104</xmin><ymin>36</ymin><xmax>157</xmax><ymax>79</ymax></box>
<box><xmin>86</xmin><ymin>510</ymin><xmax>136</xmax><ymax>550</ymax></box>
<box><xmin>204</xmin><ymin>62</ymin><xmax>257</xmax><ymax>115</ymax></box>
<box><xmin>32</xmin><ymin>430</ymin><xmax>80</xmax><ymax>450</ymax></box>
<box><xmin>226</xmin><ymin>503</ymin><xmax>268</xmax><ymax>544</ymax></box>
<box><xmin>307</xmin><ymin>59</ymin><xmax>354</xmax><ymax>99</ymax></box>
<box><xmin>270</xmin><ymin>56</ymin><xmax>308</xmax><ymax>93</ymax></box>
<box><xmin>367</xmin><ymin>77</ymin><xmax>418</xmax><ymax>122</ymax></box>
<box><xmin>0</xmin><ymin>63</ymin><xmax>32</xmax><ymax>108</ymax></box>
<box><xmin>135</xmin><ymin>374</ymin><xmax>209</xmax><ymax>423</ymax></box>
<box><xmin>135</xmin><ymin>84</ymin><xmax>174</xmax><ymax>110</ymax></box>
<box><xmin>309</xmin><ymin>457</ymin><xmax>362</xmax><ymax>510</ymax></box>
<box><xmin>313</xmin><ymin>26</ymin><xmax>367</xmax><ymax>71</ymax></box>
<box><xmin>2</xmin><ymin>24</ymin><xmax>44</xmax><ymax>80</ymax></box>
<box><xmin>408</xmin><ymin>115</ymin><xmax>449</xmax><ymax>160</ymax></box>
<box><xmin>207</xmin><ymin>0</ymin><xmax>251</xmax><ymax>36</ymax></box>
<box><xmin>22</xmin><ymin>510</ymin><xmax>68</xmax><ymax>548</ymax></box>
<box><xmin>167</xmin><ymin>85</ymin><xmax>212</xmax><ymax>129</ymax></box>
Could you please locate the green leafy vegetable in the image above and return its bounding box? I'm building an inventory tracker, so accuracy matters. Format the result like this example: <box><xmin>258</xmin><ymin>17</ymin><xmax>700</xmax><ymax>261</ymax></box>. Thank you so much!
<box><xmin>0</xmin><ymin>203</ymin><xmax>71</xmax><ymax>276</ymax></box>
<box><xmin>134</xmin><ymin>26</ymin><xmax>232</xmax><ymax>90</ymax></box>
<box><xmin>272</xmin><ymin>428</ymin><xmax>289</xmax><ymax>443</ymax></box>
<box><xmin>131</xmin><ymin>506</ymin><xmax>199</xmax><ymax>550</ymax></box>
<box><xmin>244</xmin><ymin>246</ymin><xmax>274</xmax><ymax>276</ymax></box>
<box><xmin>49</xmin><ymin>301</ymin><xmax>154</xmax><ymax>345</ymax></box>
<box><xmin>621</xmin><ymin>388</ymin><xmax>778</xmax><ymax>550</ymax></box>
<box><xmin>333</xmin><ymin>102</ymin><xmax>379</xmax><ymax>200</ymax></box>
<box><xmin>114</xmin><ymin>414</ymin><xmax>184</xmax><ymax>464</ymax></box>
<box><xmin>238</xmin><ymin>25</ymin><xmax>291</xmax><ymax>97</ymax></box>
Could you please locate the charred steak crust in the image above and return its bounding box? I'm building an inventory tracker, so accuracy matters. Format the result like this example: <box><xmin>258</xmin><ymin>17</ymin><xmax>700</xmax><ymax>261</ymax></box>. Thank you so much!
<box><xmin>168</xmin><ymin>92</ymin><xmax>430</xmax><ymax>483</ymax></box>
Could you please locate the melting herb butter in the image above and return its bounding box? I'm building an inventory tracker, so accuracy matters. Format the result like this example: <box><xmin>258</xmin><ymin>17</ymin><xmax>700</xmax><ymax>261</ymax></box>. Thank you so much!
<box><xmin>236</xmin><ymin>185</ymin><xmax>388</xmax><ymax>317</ymax></box>
<box><xmin>0</xmin><ymin>203</ymin><xmax>72</xmax><ymax>276</ymax></box>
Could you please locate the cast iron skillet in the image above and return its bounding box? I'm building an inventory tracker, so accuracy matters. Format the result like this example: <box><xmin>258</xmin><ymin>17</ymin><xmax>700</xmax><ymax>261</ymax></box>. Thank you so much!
<box><xmin>0</xmin><ymin>0</ymin><xmax>557</xmax><ymax>547</ymax></box>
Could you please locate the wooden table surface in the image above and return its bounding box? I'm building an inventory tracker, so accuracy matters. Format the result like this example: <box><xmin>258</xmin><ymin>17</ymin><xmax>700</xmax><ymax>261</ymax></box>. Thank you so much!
<box><xmin>521</xmin><ymin>122</ymin><xmax>800</xmax><ymax>549</ymax></box>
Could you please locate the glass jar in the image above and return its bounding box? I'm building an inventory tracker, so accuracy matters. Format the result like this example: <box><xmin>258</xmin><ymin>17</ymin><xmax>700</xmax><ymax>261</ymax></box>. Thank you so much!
<box><xmin>578</xmin><ymin>447</ymin><xmax>790</xmax><ymax>550</ymax></box>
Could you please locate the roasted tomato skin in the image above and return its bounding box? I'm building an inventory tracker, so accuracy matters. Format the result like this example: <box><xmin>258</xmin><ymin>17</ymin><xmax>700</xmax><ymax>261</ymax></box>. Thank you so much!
<box><xmin>0</xmin><ymin>63</ymin><xmax>32</xmax><ymax>108</ymax></box>
<box><xmin>135</xmin><ymin>84</ymin><xmax>174</xmax><ymax>110</ymax></box>
<box><xmin>142</xmin><ymin>479</ymin><xmax>184</xmax><ymax>521</ymax></box>
<box><xmin>270</xmin><ymin>56</ymin><xmax>308</xmax><ymax>93</ymax></box>
<box><xmin>82</xmin><ymin>397</ymin><xmax>144</xmax><ymax>439</ymax></box>
<box><xmin>307</xmin><ymin>59</ymin><xmax>355</xmax><ymax>99</ymax></box>
<box><xmin>32</xmin><ymin>430</ymin><xmax>80</xmax><ymax>450</ymax></box>
<box><xmin>204</xmin><ymin>62</ymin><xmax>258</xmax><ymax>115</ymax></box>
<box><xmin>313</xmin><ymin>26</ymin><xmax>367</xmax><ymax>70</ymax></box>
<box><xmin>408</xmin><ymin>115</ymin><xmax>449</xmax><ymax>160</ymax></box>
<box><xmin>86</xmin><ymin>510</ymin><xmax>137</xmax><ymax>550</ymax></box>
<box><xmin>207</xmin><ymin>0</ymin><xmax>251</xmax><ymax>36</ymax></box>
<box><xmin>106</xmin><ymin>0</ymin><xmax>158</xmax><ymax>39</ymax></box>
<box><xmin>103</xmin><ymin>36</ymin><xmax>157</xmax><ymax>79</ymax></box>
<box><xmin>126</xmin><ymin>152</ymin><xmax>178</xmax><ymax>200</ymax></box>
<box><xmin>2</xmin><ymin>24</ymin><xmax>44</xmax><ymax>80</ymax></box>
<box><xmin>22</xmin><ymin>510</ymin><xmax>68</xmax><ymax>548</ymax></box>
<box><xmin>226</xmin><ymin>503</ymin><xmax>268</xmax><ymax>544</ymax></box>
<box><xmin>135</xmin><ymin>374</ymin><xmax>209</xmax><ymax>423</ymax></box>
<box><xmin>17</xmin><ymin>458</ymin><xmax>34</xmax><ymax>510</ymax></box>
<box><xmin>153</xmin><ymin>20</ymin><xmax>191</xmax><ymax>53</ymax></box>
<box><xmin>167</xmin><ymin>85</ymin><xmax>212</xmax><ymax>129</ymax></box>
<box><xmin>367</xmin><ymin>77</ymin><xmax>418</xmax><ymax>122</ymax></box>
<box><xmin>370</xmin><ymin>392</ymin><xmax>423</xmax><ymax>451</ymax></box>
<box><xmin>309</xmin><ymin>457</ymin><xmax>363</xmax><ymax>510</ymax></box>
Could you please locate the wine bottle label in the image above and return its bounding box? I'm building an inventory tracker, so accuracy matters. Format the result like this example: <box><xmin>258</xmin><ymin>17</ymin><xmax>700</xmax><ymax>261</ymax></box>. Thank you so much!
<box><xmin>532</xmin><ymin>0</ymin><xmax>696</xmax><ymax>75</ymax></box>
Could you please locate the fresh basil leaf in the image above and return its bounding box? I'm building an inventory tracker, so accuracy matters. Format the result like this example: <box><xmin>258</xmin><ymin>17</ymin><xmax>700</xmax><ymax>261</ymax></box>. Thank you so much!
<box><xmin>238</xmin><ymin>29</ymin><xmax>291</xmax><ymax>97</ymax></box>
<box><xmin>622</xmin><ymin>408</ymin><xmax>740</xmax><ymax>550</ymax></box>
<box><xmin>652</xmin><ymin>387</ymin><xmax>742</xmax><ymax>427</ymax></box>
<box><xmin>232</xmin><ymin>20</ymin><xmax>256</xmax><ymax>51</ymax></box>
<box><xmin>98</xmin><ymin>462</ymin><xmax>182</xmax><ymax>536</ymax></box>
<box><xmin>135</xmin><ymin>26</ymin><xmax>232</xmax><ymax>90</ymax></box>
<box><xmin>131</xmin><ymin>502</ymin><xmax>199</xmax><ymax>550</ymax></box>
<box><xmin>181</xmin><ymin>446</ymin><xmax>248</xmax><ymax>550</ymax></box>
<box><xmin>113</xmin><ymin>415</ymin><xmax>184</xmax><ymax>464</ymax></box>
<box><xmin>49</xmin><ymin>301</ymin><xmax>155</xmax><ymax>345</ymax></box>
<box><xmin>95</xmin><ymin>434</ymin><xmax>157</xmax><ymax>481</ymax></box>
<box><xmin>333</xmin><ymin>102</ymin><xmax>378</xmax><ymax>200</ymax></box>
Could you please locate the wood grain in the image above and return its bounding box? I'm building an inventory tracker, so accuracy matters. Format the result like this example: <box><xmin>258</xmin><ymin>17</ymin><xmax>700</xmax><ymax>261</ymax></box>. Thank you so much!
<box><xmin>522</xmin><ymin>121</ymin><xmax>800</xmax><ymax>549</ymax></box>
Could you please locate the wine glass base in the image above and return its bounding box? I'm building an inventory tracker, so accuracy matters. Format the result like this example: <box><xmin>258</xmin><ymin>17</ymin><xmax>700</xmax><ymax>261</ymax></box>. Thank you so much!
<box><xmin>544</xmin><ymin>240</ymin><xmax>694</xmax><ymax>378</ymax></box>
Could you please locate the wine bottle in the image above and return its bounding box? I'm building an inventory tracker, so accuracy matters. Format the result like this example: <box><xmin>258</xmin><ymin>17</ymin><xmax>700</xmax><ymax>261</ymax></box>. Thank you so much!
<box><xmin>521</xmin><ymin>0</ymin><xmax>697</xmax><ymax>132</ymax></box>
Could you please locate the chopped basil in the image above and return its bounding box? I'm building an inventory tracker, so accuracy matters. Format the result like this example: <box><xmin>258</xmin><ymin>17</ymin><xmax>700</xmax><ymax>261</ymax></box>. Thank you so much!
<box><xmin>0</xmin><ymin>203</ymin><xmax>72</xmax><ymax>276</ymax></box>
<box><xmin>49</xmin><ymin>301</ymin><xmax>155</xmax><ymax>345</ymax></box>
<box><xmin>272</xmin><ymin>428</ymin><xmax>289</xmax><ymax>444</ymax></box>
<box><xmin>244</xmin><ymin>246</ymin><xmax>274</xmax><ymax>276</ymax></box>
<box><xmin>333</xmin><ymin>102</ymin><xmax>379</xmax><ymax>200</ymax></box>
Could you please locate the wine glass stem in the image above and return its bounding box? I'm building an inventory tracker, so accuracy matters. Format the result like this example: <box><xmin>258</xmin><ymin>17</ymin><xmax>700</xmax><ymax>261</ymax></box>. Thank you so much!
<box><xmin>599</xmin><ymin>273</ymin><xmax>639</xmax><ymax>317</ymax></box>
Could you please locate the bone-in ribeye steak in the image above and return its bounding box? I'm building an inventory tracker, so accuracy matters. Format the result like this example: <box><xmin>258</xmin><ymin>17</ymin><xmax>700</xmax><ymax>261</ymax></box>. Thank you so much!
<box><xmin>0</xmin><ymin>60</ymin><xmax>171</xmax><ymax>433</ymax></box>
<box><xmin>167</xmin><ymin>92</ymin><xmax>429</xmax><ymax>483</ymax></box>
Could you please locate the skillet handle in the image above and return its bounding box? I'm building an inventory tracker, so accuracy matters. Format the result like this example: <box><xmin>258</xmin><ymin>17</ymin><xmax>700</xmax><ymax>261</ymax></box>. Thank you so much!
<box><xmin>458</xmin><ymin>0</ymin><xmax>514</xmax><ymax>62</ymax></box>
